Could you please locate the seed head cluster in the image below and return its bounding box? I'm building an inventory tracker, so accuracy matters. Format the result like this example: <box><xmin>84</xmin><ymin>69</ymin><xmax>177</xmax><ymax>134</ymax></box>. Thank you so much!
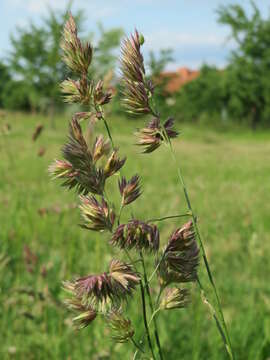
<box><xmin>111</xmin><ymin>220</ymin><xmax>160</xmax><ymax>252</ymax></box>
<box><xmin>79</xmin><ymin>195</ymin><xmax>115</xmax><ymax>232</ymax></box>
<box><xmin>158</xmin><ymin>221</ymin><xmax>200</xmax><ymax>286</ymax></box>
<box><xmin>107</xmin><ymin>310</ymin><xmax>135</xmax><ymax>343</ymax></box>
<box><xmin>160</xmin><ymin>288</ymin><xmax>190</xmax><ymax>310</ymax></box>
<box><xmin>120</xmin><ymin>29</ymin><xmax>154</xmax><ymax>115</ymax></box>
<box><xmin>63</xmin><ymin>260</ymin><xmax>139</xmax><ymax>313</ymax></box>
<box><xmin>118</xmin><ymin>174</ymin><xmax>142</xmax><ymax>206</ymax></box>
<box><xmin>50</xmin><ymin>13</ymin><xmax>202</xmax><ymax>353</ymax></box>
<box><xmin>49</xmin><ymin>118</ymin><xmax>125</xmax><ymax>195</ymax></box>
<box><xmin>136</xmin><ymin>117</ymin><xmax>178</xmax><ymax>153</ymax></box>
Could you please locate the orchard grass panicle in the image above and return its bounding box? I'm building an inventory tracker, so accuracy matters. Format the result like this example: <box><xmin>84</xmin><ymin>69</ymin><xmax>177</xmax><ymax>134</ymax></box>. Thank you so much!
<box><xmin>49</xmin><ymin>13</ymin><xmax>234</xmax><ymax>360</ymax></box>
<box><xmin>111</xmin><ymin>220</ymin><xmax>160</xmax><ymax>252</ymax></box>
<box><xmin>118</xmin><ymin>174</ymin><xmax>142</xmax><ymax>206</ymax></box>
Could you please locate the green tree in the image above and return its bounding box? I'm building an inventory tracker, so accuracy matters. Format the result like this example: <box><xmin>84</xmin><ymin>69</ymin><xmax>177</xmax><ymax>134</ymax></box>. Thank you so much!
<box><xmin>174</xmin><ymin>65</ymin><xmax>226</xmax><ymax>122</ymax></box>
<box><xmin>90</xmin><ymin>23</ymin><xmax>124</xmax><ymax>80</ymax></box>
<box><xmin>6</xmin><ymin>7</ymin><xmax>123</xmax><ymax>113</ymax></box>
<box><xmin>217</xmin><ymin>1</ymin><xmax>270</xmax><ymax>128</ymax></box>
<box><xmin>147</xmin><ymin>48</ymin><xmax>174</xmax><ymax>115</ymax></box>
<box><xmin>0</xmin><ymin>62</ymin><xmax>11</xmax><ymax>108</ymax></box>
<box><xmin>148</xmin><ymin>48</ymin><xmax>173</xmax><ymax>78</ymax></box>
<box><xmin>7</xmin><ymin>6</ymin><xmax>82</xmax><ymax>112</ymax></box>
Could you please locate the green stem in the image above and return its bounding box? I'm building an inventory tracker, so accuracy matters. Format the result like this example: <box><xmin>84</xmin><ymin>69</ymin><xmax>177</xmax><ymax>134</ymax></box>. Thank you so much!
<box><xmin>140</xmin><ymin>251</ymin><xmax>164</xmax><ymax>360</ymax></box>
<box><xmin>146</xmin><ymin>213</ymin><xmax>191</xmax><ymax>223</ymax></box>
<box><xmin>149</xmin><ymin>308</ymin><xmax>160</xmax><ymax>327</ymax></box>
<box><xmin>147</xmin><ymin>253</ymin><xmax>166</xmax><ymax>284</ymax></box>
<box><xmin>118</xmin><ymin>203</ymin><xmax>124</xmax><ymax>226</ymax></box>
<box><xmin>103</xmin><ymin>117</ymin><xmax>114</xmax><ymax>148</ymax></box>
<box><xmin>167</xmin><ymin>139</ymin><xmax>234</xmax><ymax>360</ymax></box>
<box><xmin>131</xmin><ymin>337</ymin><xmax>145</xmax><ymax>354</ymax></box>
<box><xmin>99</xmin><ymin>106</ymin><xmax>157</xmax><ymax>359</ymax></box>
<box><xmin>155</xmin><ymin>287</ymin><xmax>164</xmax><ymax>308</ymax></box>
<box><xmin>135</xmin><ymin>285</ymin><xmax>164</xmax><ymax>359</ymax></box>
<box><xmin>197</xmin><ymin>276</ymin><xmax>233</xmax><ymax>359</ymax></box>
<box><xmin>96</xmin><ymin>105</ymin><xmax>115</xmax><ymax>148</ymax></box>
<box><xmin>124</xmin><ymin>249</ymin><xmax>156</xmax><ymax>360</ymax></box>
<box><xmin>139</xmin><ymin>278</ymin><xmax>157</xmax><ymax>360</ymax></box>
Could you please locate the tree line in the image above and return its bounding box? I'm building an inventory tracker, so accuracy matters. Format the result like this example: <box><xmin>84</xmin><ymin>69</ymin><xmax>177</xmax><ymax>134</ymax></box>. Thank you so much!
<box><xmin>0</xmin><ymin>2</ymin><xmax>270</xmax><ymax>128</ymax></box>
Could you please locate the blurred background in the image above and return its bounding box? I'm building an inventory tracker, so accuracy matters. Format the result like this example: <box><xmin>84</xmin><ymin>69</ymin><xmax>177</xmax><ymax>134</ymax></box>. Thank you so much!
<box><xmin>0</xmin><ymin>1</ymin><xmax>270</xmax><ymax>359</ymax></box>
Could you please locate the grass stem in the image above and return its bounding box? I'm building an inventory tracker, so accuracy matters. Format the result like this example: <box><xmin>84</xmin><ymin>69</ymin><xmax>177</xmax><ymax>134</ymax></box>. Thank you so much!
<box><xmin>167</xmin><ymin>139</ymin><xmax>234</xmax><ymax>360</ymax></box>
<box><xmin>140</xmin><ymin>251</ymin><xmax>164</xmax><ymax>360</ymax></box>
<box><xmin>146</xmin><ymin>213</ymin><xmax>191</xmax><ymax>223</ymax></box>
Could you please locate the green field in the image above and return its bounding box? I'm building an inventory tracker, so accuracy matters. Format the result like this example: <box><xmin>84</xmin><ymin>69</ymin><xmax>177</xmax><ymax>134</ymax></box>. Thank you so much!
<box><xmin>1</xmin><ymin>112</ymin><xmax>270</xmax><ymax>359</ymax></box>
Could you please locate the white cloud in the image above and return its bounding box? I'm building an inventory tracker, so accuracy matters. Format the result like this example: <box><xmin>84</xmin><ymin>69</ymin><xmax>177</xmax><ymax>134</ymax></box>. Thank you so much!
<box><xmin>8</xmin><ymin>0</ymin><xmax>67</xmax><ymax>13</ymax></box>
<box><xmin>27</xmin><ymin>0</ymin><xmax>67</xmax><ymax>13</ymax></box>
<box><xmin>8</xmin><ymin>0</ymin><xmax>116</xmax><ymax>18</ymax></box>
<box><xmin>144</xmin><ymin>29</ymin><xmax>230</xmax><ymax>51</ymax></box>
<box><xmin>166</xmin><ymin>59</ymin><xmax>228</xmax><ymax>71</ymax></box>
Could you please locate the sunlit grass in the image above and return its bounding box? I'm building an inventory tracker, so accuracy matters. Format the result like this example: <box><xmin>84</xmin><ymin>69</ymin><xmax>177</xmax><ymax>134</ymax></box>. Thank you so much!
<box><xmin>1</xmin><ymin>112</ymin><xmax>270</xmax><ymax>359</ymax></box>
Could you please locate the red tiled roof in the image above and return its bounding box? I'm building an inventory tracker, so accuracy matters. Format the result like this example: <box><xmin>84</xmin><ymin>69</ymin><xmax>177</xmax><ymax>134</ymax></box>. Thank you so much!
<box><xmin>160</xmin><ymin>67</ymin><xmax>200</xmax><ymax>93</ymax></box>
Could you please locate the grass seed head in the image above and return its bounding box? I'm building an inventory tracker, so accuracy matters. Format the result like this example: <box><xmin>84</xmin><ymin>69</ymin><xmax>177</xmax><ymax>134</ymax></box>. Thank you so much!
<box><xmin>109</xmin><ymin>260</ymin><xmax>140</xmax><ymax>295</ymax></box>
<box><xmin>61</xmin><ymin>14</ymin><xmax>93</xmax><ymax>75</ymax></box>
<box><xmin>94</xmin><ymin>80</ymin><xmax>113</xmax><ymax>106</ymax></box>
<box><xmin>104</xmin><ymin>150</ymin><xmax>126</xmax><ymax>178</ymax></box>
<box><xmin>111</xmin><ymin>220</ymin><xmax>159</xmax><ymax>252</ymax></box>
<box><xmin>136</xmin><ymin>117</ymin><xmax>178</xmax><ymax>153</ymax></box>
<box><xmin>160</xmin><ymin>288</ymin><xmax>190</xmax><ymax>310</ymax></box>
<box><xmin>120</xmin><ymin>30</ymin><xmax>153</xmax><ymax>115</ymax></box>
<box><xmin>160</xmin><ymin>220</ymin><xmax>200</xmax><ymax>283</ymax></box>
<box><xmin>63</xmin><ymin>261</ymin><xmax>139</xmax><ymax>312</ymax></box>
<box><xmin>92</xmin><ymin>135</ymin><xmax>111</xmax><ymax>163</ymax></box>
<box><xmin>79</xmin><ymin>195</ymin><xmax>115</xmax><ymax>232</ymax></box>
<box><xmin>107</xmin><ymin>310</ymin><xmax>134</xmax><ymax>343</ymax></box>
<box><xmin>118</xmin><ymin>174</ymin><xmax>142</xmax><ymax>206</ymax></box>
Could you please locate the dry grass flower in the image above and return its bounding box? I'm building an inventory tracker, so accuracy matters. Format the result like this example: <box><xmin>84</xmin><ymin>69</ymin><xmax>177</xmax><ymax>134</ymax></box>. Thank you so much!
<box><xmin>103</xmin><ymin>149</ymin><xmax>126</xmax><ymax>178</ymax></box>
<box><xmin>79</xmin><ymin>195</ymin><xmax>115</xmax><ymax>232</ymax></box>
<box><xmin>61</xmin><ymin>14</ymin><xmax>92</xmax><ymax>75</ymax></box>
<box><xmin>136</xmin><ymin>117</ymin><xmax>178</xmax><ymax>153</ymax></box>
<box><xmin>120</xmin><ymin>29</ymin><xmax>153</xmax><ymax>115</ymax></box>
<box><xmin>160</xmin><ymin>288</ymin><xmax>190</xmax><ymax>310</ymax></box>
<box><xmin>111</xmin><ymin>220</ymin><xmax>159</xmax><ymax>252</ymax></box>
<box><xmin>107</xmin><ymin>310</ymin><xmax>134</xmax><ymax>343</ymax></box>
<box><xmin>158</xmin><ymin>221</ymin><xmax>200</xmax><ymax>284</ymax></box>
<box><xmin>118</xmin><ymin>174</ymin><xmax>142</xmax><ymax>206</ymax></box>
<box><xmin>63</xmin><ymin>260</ymin><xmax>139</xmax><ymax>312</ymax></box>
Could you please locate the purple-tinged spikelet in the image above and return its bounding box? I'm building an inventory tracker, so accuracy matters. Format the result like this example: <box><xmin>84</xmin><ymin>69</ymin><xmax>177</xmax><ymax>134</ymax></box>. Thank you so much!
<box><xmin>92</xmin><ymin>135</ymin><xmax>111</xmax><ymax>163</ymax></box>
<box><xmin>107</xmin><ymin>310</ymin><xmax>134</xmax><ymax>343</ymax></box>
<box><xmin>32</xmin><ymin>124</ymin><xmax>43</xmax><ymax>141</ymax></box>
<box><xmin>118</xmin><ymin>174</ymin><xmax>142</xmax><ymax>206</ymax></box>
<box><xmin>93</xmin><ymin>80</ymin><xmax>113</xmax><ymax>106</ymax></box>
<box><xmin>111</xmin><ymin>220</ymin><xmax>159</xmax><ymax>252</ymax></box>
<box><xmin>63</xmin><ymin>260</ymin><xmax>139</xmax><ymax>312</ymax></box>
<box><xmin>160</xmin><ymin>288</ymin><xmax>190</xmax><ymax>310</ymax></box>
<box><xmin>79</xmin><ymin>195</ymin><xmax>115</xmax><ymax>231</ymax></box>
<box><xmin>60</xmin><ymin>118</ymin><xmax>105</xmax><ymax>195</ymax></box>
<box><xmin>136</xmin><ymin>117</ymin><xmax>178</xmax><ymax>153</ymax></box>
<box><xmin>72</xmin><ymin>308</ymin><xmax>97</xmax><ymax>329</ymax></box>
<box><xmin>158</xmin><ymin>220</ymin><xmax>200</xmax><ymax>284</ymax></box>
<box><xmin>60</xmin><ymin>78</ymin><xmax>93</xmax><ymax>105</ymax></box>
<box><xmin>63</xmin><ymin>282</ymin><xmax>97</xmax><ymax>329</ymax></box>
<box><xmin>49</xmin><ymin>159</ymin><xmax>74</xmax><ymax>179</ymax></box>
<box><xmin>165</xmin><ymin>220</ymin><xmax>196</xmax><ymax>253</ymax></box>
<box><xmin>61</xmin><ymin>14</ymin><xmax>93</xmax><ymax>75</ymax></box>
<box><xmin>120</xmin><ymin>30</ymin><xmax>153</xmax><ymax>115</ymax></box>
<box><xmin>104</xmin><ymin>150</ymin><xmax>126</xmax><ymax>178</ymax></box>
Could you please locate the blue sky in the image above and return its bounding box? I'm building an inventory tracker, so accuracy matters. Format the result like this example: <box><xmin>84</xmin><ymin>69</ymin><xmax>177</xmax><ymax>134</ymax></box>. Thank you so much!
<box><xmin>0</xmin><ymin>0</ymin><xmax>269</xmax><ymax>70</ymax></box>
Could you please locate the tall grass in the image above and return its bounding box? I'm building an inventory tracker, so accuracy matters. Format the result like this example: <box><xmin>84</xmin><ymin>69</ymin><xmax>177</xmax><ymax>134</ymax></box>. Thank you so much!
<box><xmin>47</xmin><ymin>14</ymin><xmax>235</xmax><ymax>359</ymax></box>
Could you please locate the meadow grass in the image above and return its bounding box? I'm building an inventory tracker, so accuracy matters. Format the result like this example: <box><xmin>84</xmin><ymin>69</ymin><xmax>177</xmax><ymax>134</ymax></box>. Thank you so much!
<box><xmin>1</xmin><ymin>112</ymin><xmax>270</xmax><ymax>359</ymax></box>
